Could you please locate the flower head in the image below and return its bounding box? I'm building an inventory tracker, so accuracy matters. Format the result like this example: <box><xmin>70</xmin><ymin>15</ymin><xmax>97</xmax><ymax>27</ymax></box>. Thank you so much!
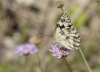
<box><xmin>14</xmin><ymin>43</ymin><xmax>38</xmax><ymax>56</ymax></box>
<box><xmin>49</xmin><ymin>44</ymin><xmax>70</xmax><ymax>58</ymax></box>
<box><xmin>56</xmin><ymin>1</ymin><xmax>64</xmax><ymax>8</ymax></box>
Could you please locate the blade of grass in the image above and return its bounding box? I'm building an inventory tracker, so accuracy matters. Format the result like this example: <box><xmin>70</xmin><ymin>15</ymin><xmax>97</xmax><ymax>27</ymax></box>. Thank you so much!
<box><xmin>79</xmin><ymin>48</ymin><xmax>92</xmax><ymax>72</ymax></box>
<box><xmin>63</xmin><ymin>58</ymin><xmax>73</xmax><ymax>72</ymax></box>
<box><xmin>36</xmin><ymin>52</ymin><xmax>43</xmax><ymax>72</ymax></box>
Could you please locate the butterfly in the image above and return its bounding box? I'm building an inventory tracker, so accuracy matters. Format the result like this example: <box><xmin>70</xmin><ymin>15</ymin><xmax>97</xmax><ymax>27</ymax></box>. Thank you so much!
<box><xmin>54</xmin><ymin>13</ymin><xmax>81</xmax><ymax>49</ymax></box>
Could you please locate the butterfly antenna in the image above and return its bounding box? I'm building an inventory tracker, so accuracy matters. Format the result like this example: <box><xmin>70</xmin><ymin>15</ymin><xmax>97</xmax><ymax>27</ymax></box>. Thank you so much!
<box><xmin>39</xmin><ymin>35</ymin><xmax>53</xmax><ymax>37</ymax></box>
<box><xmin>39</xmin><ymin>35</ymin><xmax>55</xmax><ymax>45</ymax></box>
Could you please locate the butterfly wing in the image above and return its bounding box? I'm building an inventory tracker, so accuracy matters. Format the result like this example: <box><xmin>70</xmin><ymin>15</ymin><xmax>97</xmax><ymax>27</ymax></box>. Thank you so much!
<box><xmin>54</xmin><ymin>13</ymin><xmax>81</xmax><ymax>49</ymax></box>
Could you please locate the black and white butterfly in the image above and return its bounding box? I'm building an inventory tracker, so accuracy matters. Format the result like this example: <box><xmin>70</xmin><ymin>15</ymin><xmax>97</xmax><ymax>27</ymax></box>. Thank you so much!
<box><xmin>54</xmin><ymin>13</ymin><xmax>81</xmax><ymax>49</ymax></box>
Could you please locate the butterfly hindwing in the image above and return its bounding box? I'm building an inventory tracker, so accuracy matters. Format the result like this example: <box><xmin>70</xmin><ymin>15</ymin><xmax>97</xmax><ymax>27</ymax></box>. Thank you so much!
<box><xmin>54</xmin><ymin>13</ymin><xmax>81</xmax><ymax>49</ymax></box>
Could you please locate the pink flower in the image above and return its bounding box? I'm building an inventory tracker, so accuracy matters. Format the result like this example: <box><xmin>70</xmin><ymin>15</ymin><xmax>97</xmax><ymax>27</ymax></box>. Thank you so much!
<box><xmin>49</xmin><ymin>44</ymin><xmax>70</xmax><ymax>58</ymax></box>
<box><xmin>14</xmin><ymin>43</ymin><xmax>38</xmax><ymax>56</ymax></box>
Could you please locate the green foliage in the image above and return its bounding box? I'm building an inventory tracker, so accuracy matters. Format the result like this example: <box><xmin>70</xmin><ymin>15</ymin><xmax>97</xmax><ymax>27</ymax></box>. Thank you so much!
<box><xmin>94</xmin><ymin>0</ymin><xmax>100</xmax><ymax>2</ymax></box>
<box><xmin>74</xmin><ymin>12</ymin><xmax>87</xmax><ymax>29</ymax></box>
<box><xmin>18</xmin><ymin>21</ymin><xmax>30</xmax><ymax>44</ymax></box>
<box><xmin>0</xmin><ymin>61</ymin><xmax>19</xmax><ymax>72</ymax></box>
<box><xmin>67</xmin><ymin>6</ymin><xmax>77</xmax><ymax>16</ymax></box>
<box><xmin>67</xmin><ymin>6</ymin><xmax>88</xmax><ymax>29</ymax></box>
<box><xmin>0</xmin><ymin>19</ymin><xmax>3</xmax><ymax>26</ymax></box>
<box><xmin>55</xmin><ymin>7</ymin><xmax>88</xmax><ymax>30</ymax></box>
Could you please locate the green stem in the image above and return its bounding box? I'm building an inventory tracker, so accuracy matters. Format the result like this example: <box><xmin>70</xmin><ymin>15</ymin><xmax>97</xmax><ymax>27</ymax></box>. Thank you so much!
<box><xmin>37</xmin><ymin>53</ymin><xmax>43</xmax><ymax>72</ymax></box>
<box><xmin>98</xmin><ymin>2</ymin><xmax>100</xmax><ymax>24</ymax></box>
<box><xmin>61</xmin><ymin>7</ymin><xmax>64</xmax><ymax>13</ymax></box>
<box><xmin>79</xmin><ymin>48</ymin><xmax>92</xmax><ymax>72</ymax></box>
<box><xmin>63</xmin><ymin>58</ymin><xmax>73</xmax><ymax>72</ymax></box>
<box><xmin>97</xmin><ymin>2</ymin><xmax>100</xmax><ymax>16</ymax></box>
<box><xmin>24</xmin><ymin>55</ymin><xmax>28</xmax><ymax>72</ymax></box>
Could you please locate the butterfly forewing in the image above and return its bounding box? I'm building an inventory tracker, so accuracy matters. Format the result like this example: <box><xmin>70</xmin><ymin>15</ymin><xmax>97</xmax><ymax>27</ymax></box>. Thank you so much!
<box><xmin>54</xmin><ymin>13</ymin><xmax>81</xmax><ymax>49</ymax></box>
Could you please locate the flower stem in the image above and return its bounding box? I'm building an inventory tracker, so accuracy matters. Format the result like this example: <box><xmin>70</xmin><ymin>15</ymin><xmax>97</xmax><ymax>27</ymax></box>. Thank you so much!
<box><xmin>97</xmin><ymin>1</ymin><xmax>100</xmax><ymax>23</ymax></box>
<box><xmin>61</xmin><ymin>7</ymin><xmax>64</xmax><ymax>13</ymax></box>
<box><xmin>98</xmin><ymin>2</ymin><xmax>100</xmax><ymax>15</ymax></box>
<box><xmin>79</xmin><ymin>48</ymin><xmax>92</xmax><ymax>72</ymax></box>
<box><xmin>37</xmin><ymin>53</ymin><xmax>43</xmax><ymax>72</ymax></box>
<box><xmin>24</xmin><ymin>55</ymin><xmax>28</xmax><ymax>72</ymax></box>
<box><xmin>63</xmin><ymin>58</ymin><xmax>73</xmax><ymax>72</ymax></box>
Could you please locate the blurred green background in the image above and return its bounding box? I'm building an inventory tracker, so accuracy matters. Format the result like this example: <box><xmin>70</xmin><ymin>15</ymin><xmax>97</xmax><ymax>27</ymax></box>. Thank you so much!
<box><xmin>0</xmin><ymin>0</ymin><xmax>100</xmax><ymax>72</ymax></box>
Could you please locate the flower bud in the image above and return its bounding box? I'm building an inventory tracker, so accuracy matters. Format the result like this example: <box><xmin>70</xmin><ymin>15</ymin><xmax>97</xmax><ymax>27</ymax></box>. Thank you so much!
<box><xmin>56</xmin><ymin>1</ymin><xmax>64</xmax><ymax>8</ymax></box>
